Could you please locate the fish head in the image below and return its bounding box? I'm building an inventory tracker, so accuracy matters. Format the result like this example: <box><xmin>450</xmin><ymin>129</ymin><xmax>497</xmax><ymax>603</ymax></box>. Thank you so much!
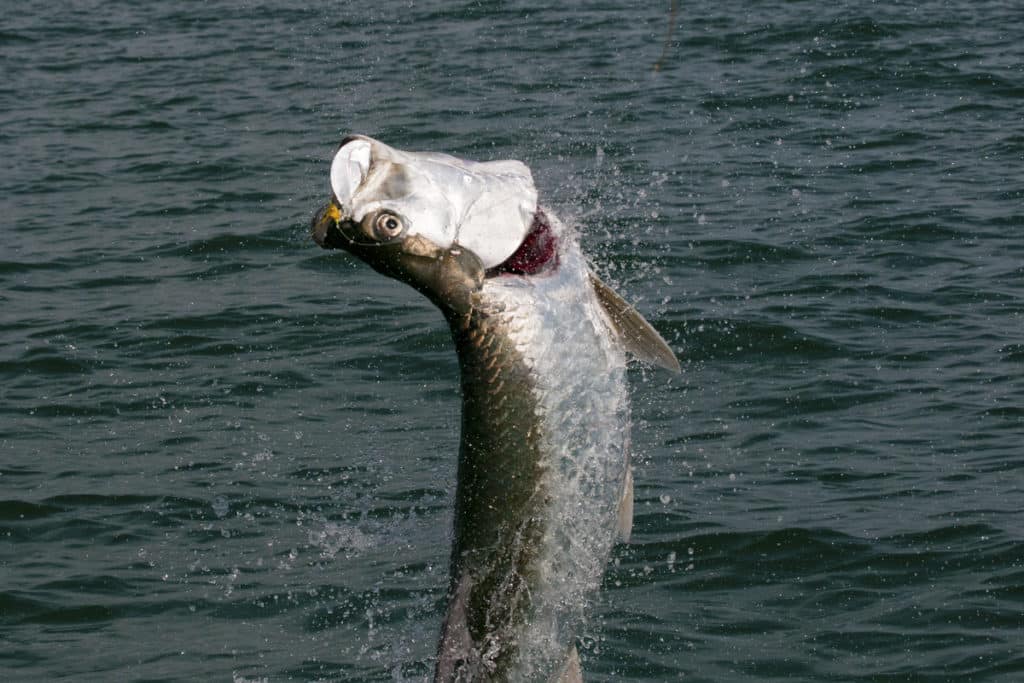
<box><xmin>312</xmin><ymin>135</ymin><xmax>542</xmax><ymax>313</ymax></box>
<box><xmin>311</xmin><ymin>194</ymin><xmax>485</xmax><ymax>315</ymax></box>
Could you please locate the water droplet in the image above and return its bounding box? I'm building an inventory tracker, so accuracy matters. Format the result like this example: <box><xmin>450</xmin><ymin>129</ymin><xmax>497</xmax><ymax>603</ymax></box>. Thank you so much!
<box><xmin>212</xmin><ymin>496</ymin><xmax>229</xmax><ymax>518</ymax></box>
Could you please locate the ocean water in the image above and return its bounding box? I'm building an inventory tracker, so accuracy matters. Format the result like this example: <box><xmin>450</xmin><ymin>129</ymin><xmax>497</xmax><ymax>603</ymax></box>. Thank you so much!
<box><xmin>3</xmin><ymin>1</ymin><xmax>1023</xmax><ymax>681</ymax></box>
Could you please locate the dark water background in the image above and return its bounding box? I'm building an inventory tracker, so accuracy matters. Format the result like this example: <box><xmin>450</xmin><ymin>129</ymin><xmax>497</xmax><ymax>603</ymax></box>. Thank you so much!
<box><xmin>3</xmin><ymin>1</ymin><xmax>1023</xmax><ymax>680</ymax></box>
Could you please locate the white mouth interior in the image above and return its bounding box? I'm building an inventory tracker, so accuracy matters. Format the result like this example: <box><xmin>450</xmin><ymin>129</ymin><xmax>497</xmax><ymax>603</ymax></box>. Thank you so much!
<box><xmin>330</xmin><ymin>138</ymin><xmax>372</xmax><ymax>209</ymax></box>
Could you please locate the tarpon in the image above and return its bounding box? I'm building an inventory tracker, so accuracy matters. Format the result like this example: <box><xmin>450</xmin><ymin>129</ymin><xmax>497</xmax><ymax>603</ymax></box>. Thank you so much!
<box><xmin>311</xmin><ymin>135</ymin><xmax>679</xmax><ymax>682</ymax></box>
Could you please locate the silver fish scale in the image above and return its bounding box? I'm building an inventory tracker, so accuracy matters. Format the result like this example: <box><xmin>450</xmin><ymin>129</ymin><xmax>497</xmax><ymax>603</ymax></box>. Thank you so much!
<box><xmin>475</xmin><ymin>216</ymin><xmax>631</xmax><ymax>678</ymax></box>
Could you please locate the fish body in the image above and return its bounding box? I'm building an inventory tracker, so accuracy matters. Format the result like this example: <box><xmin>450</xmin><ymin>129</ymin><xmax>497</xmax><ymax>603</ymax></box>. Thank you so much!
<box><xmin>435</xmin><ymin>212</ymin><xmax>629</xmax><ymax>680</ymax></box>
<box><xmin>312</xmin><ymin>136</ymin><xmax>678</xmax><ymax>681</ymax></box>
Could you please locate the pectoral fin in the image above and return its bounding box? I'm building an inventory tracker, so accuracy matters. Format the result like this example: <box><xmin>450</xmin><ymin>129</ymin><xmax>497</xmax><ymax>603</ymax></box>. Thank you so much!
<box><xmin>589</xmin><ymin>272</ymin><xmax>681</xmax><ymax>373</ymax></box>
<box><xmin>617</xmin><ymin>467</ymin><xmax>634</xmax><ymax>543</ymax></box>
<box><xmin>555</xmin><ymin>645</ymin><xmax>583</xmax><ymax>683</ymax></box>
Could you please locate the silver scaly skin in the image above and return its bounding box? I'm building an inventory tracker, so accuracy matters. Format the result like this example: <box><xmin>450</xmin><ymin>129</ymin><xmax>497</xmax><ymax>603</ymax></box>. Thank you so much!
<box><xmin>311</xmin><ymin>136</ymin><xmax>678</xmax><ymax>682</ymax></box>
<box><xmin>437</xmin><ymin>214</ymin><xmax>629</xmax><ymax>680</ymax></box>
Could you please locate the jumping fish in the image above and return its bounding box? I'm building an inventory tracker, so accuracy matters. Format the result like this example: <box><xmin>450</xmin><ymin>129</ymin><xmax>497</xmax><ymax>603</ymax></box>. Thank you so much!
<box><xmin>311</xmin><ymin>135</ymin><xmax>679</xmax><ymax>682</ymax></box>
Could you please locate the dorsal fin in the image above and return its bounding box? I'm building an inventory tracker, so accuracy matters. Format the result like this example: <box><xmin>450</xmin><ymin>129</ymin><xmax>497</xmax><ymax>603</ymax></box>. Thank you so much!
<box><xmin>589</xmin><ymin>271</ymin><xmax>681</xmax><ymax>373</ymax></box>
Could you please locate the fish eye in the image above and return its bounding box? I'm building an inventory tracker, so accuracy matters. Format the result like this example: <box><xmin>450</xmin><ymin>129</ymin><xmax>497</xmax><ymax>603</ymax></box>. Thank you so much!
<box><xmin>375</xmin><ymin>213</ymin><xmax>404</xmax><ymax>239</ymax></box>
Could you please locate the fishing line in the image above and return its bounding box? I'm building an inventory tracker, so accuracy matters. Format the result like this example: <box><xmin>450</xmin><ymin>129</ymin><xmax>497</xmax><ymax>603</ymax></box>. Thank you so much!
<box><xmin>654</xmin><ymin>0</ymin><xmax>680</xmax><ymax>72</ymax></box>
